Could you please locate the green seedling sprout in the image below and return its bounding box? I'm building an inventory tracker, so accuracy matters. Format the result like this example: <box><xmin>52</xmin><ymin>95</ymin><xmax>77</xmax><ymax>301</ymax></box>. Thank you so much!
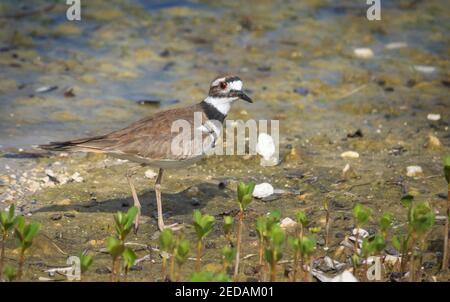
<box><xmin>379</xmin><ymin>212</ymin><xmax>393</xmax><ymax>239</ymax></box>
<box><xmin>264</xmin><ymin>224</ymin><xmax>285</xmax><ymax>282</ymax></box>
<box><xmin>106</xmin><ymin>236</ymin><xmax>124</xmax><ymax>281</ymax></box>
<box><xmin>223</xmin><ymin>216</ymin><xmax>233</xmax><ymax>244</ymax></box>
<box><xmin>3</xmin><ymin>264</ymin><xmax>16</xmax><ymax>282</ymax></box>
<box><xmin>394</xmin><ymin>194</ymin><xmax>415</xmax><ymax>273</ymax></box>
<box><xmin>79</xmin><ymin>251</ymin><xmax>94</xmax><ymax>281</ymax></box>
<box><xmin>159</xmin><ymin>228</ymin><xmax>175</xmax><ymax>281</ymax></box>
<box><xmin>122</xmin><ymin>246</ymin><xmax>136</xmax><ymax>280</ymax></box>
<box><xmin>296</xmin><ymin>210</ymin><xmax>308</xmax><ymax>238</ymax></box>
<box><xmin>107</xmin><ymin>206</ymin><xmax>138</xmax><ymax>281</ymax></box>
<box><xmin>222</xmin><ymin>245</ymin><xmax>235</xmax><ymax>274</ymax></box>
<box><xmin>174</xmin><ymin>238</ymin><xmax>190</xmax><ymax>281</ymax></box>
<box><xmin>352</xmin><ymin>203</ymin><xmax>371</xmax><ymax>274</ymax></box>
<box><xmin>256</xmin><ymin>216</ymin><xmax>266</xmax><ymax>267</ymax></box>
<box><xmin>0</xmin><ymin>204</ymin><xmax>16</xmax><ymax>280</ymax></box>
<box><xmin>233</xmin><ymin>181</ymin><xmax>255</xmax><ymax>280</ymax></box>
<box><xmin>14</xmin><ymin>216</ymin><xmax>40</xmax><ymax>280</ymax></box>
<box><xmin>193</xmin><ymin>209</ymin><xmax>215</xmax><ymax>272</ymax></box>
<box><xmin>442</xmin><ymin>155</ymin><xmax>450</xmax><ymax>271</ymax></box>
<box><xmin>408</xmin><ymin>202</ymin><xmax>435</xmax><ymax>281</ymax></box>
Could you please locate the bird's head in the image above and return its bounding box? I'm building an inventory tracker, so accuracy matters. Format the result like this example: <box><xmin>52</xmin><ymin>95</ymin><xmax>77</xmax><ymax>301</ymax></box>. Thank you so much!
<box><xmin>204</xmin><ymin>75</ymin><xmax>252</xmax><ymax>115</ymax></box>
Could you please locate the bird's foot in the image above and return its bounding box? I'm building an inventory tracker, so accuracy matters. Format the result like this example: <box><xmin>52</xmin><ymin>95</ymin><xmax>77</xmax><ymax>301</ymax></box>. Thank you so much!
<box><xmin>159</xmin><ymin>222</ymin><xmax>183</xmax><ymax>232</ymax></box>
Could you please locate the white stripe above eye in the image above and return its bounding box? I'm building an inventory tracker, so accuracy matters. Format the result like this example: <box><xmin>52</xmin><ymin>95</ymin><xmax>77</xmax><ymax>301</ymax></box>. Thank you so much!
<box><xmin>228</xmin><ymin>80</ymin><xmax>242</xmax><ymax>91</ymax></box>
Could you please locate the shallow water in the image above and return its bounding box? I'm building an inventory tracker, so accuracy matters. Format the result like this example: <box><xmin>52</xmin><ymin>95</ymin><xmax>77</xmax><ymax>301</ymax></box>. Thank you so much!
<box><xmin>0</xmin><ymin>0</ymin><xmax>449</xmax><ymax>281</ymax></box>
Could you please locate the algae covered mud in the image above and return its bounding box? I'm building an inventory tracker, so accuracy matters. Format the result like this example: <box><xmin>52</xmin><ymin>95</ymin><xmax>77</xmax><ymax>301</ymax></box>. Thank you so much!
<box><xmin>0</xmin><ymin>0</ymin><xmax>449</xmax><ymax>282</ymax></box>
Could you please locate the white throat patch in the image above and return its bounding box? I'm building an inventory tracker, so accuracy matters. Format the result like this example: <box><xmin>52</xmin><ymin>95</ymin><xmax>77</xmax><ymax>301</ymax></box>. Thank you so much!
<box><xmin>204</xmin><ymin>96</ymin><xmax>235</xmax><ymax>115</ymax></box>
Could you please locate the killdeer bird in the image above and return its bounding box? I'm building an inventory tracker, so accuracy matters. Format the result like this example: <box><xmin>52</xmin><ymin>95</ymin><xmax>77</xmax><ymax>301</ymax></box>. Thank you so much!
<box><xmin>40</xmin><ymin>75</ymin><xmax>252</xmax><ymax>231</ymax></box>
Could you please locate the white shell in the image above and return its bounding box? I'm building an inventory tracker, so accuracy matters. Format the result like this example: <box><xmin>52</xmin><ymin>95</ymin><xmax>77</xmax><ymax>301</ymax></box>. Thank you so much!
<box><xmin>353</xmin><ymin>48</ymin><xmax>374</xmax><ymax>59</ymax></box>
<box><xmin>427</xmin><ymin>113</ymin><xmax>441</xmax><ymax>121</ymax></box>
<box><xmin>252</xmin><ymin>182</ymin><xmax>274</xmax><ymax>199</ymax></box>
<box><xmin>280</xmin><ymin>217</ymin><xmax>297</xmax><ymax>230</ymax></box>
<box><xmin>340</xmin><ymin>151</ymin><xmax>360</xmax><ymax>159</ymax></box>
<box><xmin>352</xmin><ymin>228</ymin><xmax>369</xmax><ymax>238</ymax></box>
<box><xmin>406</xmin><ymin>166</ymin><xmax>423</xmax><ymax>177</ymax></box>
<box><xmin>414</xmin><ymin>65</ymin><xmax>436</xmax><ymax>74</ymax></box>
<box><xmin>256</xmin><ymin>133</ymin><xmax>275</xmax><ymax>161</ymax></box>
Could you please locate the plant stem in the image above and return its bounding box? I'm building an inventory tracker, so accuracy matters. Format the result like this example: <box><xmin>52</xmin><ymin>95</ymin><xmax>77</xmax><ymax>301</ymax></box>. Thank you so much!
<box><xmin>409</xmin><ymin>233</ymin><xmax>416</xmax><ymax>282</ymax></box>
<box><xmin>292</xmin><ymin>250</ymin><xmax>299</xmax><ymax>282</ymax></box>
<box><xmin>0</xmin><ymin>231</ymin><xmax>6</xmax><ymax>280</ymax></box>
<box><xmin>233</xmin><ymin>210</ymin><xmax>244</xmax><ymax>280</ymax></box>
<box><xmin>270</xmin><ymin>251</ymin><xmax>276</xmax><ymax>282</ymax></box>
<box><xmin>442</xmin><ymin>185</ymin><xmax>449</xmax><ymax>271</ymax></box>
<box><xmin>111</xmin><ymin>258</ymin><xmax>116</xmax><ymax>282</ymax></box>
<box><xmin>161</xmin><ymin>257</ymin><xmax>167</xmax><ymax>281</ymax></box>
<box><xmin>17</xmin><ymin>249</ymin><xmax>25</xmax><ymax>280</ymax></box>
<box><xmin>169</xmin><ymin>252</ymin><xmax>176</xmax><ymax>280</ymax></box>
<box><xmin>196</xmin><ymin>240</ymin><xmax>202</xmax><ymax>272</ymax></box>
<box><xmin>258</xmin><ymin>240</ymin><xmax>264</xmax><ymax>267</ymax></box>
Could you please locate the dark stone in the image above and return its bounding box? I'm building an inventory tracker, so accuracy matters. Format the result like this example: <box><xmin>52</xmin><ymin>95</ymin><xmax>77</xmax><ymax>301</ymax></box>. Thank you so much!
<box><xmin>442</xmin><ymin>80</ymin><xmax>450</xmax><ymax>88</ymax></box>
<box><xmin>244</xmin><ymin>266</ymin><xmax>259</xmax><ymax>276</ymax></box>
<box><xmin>294</xmin><ymin>87</ymin><xmax>309</xmax><ymax>96</ymax></box>
<box><xmin>406</xmin><ymin>79</ymin><xmax>416</xmax><ymax>87</ymax></box>
<box><xmin>368</xmin><ymin>227</ymin><xmax>376</xmax><ymax>236</ymax></box>
<box><xmin>50</xmin><ymin>213</ymin><xmax>62</xmax><ymax>221</ymax></box>
<box><xmin>121</xmin><ymin>202</ymin><xmax>130</xmax><ymax>207</ymax></box>
<box><xmin>347</xmin><ymin>129</ymin><xmax>363</xmax><ymax>138</ymax></box>
<box><xmin>249</xmin><ymin>230</ymin><xmax>257</xmax><ymax>237</ymax></box>
<box><xmin>335</xmin><ymin>231</ymin><xmax>345</xmax><ymax>239</ymax></box>
<box><xmin>317</xmin><ymin>238</ymin><xmax>325</xmax><ymax>246</ymax></box>
<box><xmin>64</xmin><ymin>212</ymin><xmax>76</xmax><ymax>218</ymax></box>
<box><xmin>423</xmin><ymin>261</ymin><xmax>434</xmax><ymax>270</ymax></box>
<box><xmin>376</xmin><ymin>79</ymin><xmax>386</xmax><ymax>86</ymax></box>
<box><xmin>389</xmin><ymin>272</ymin><xmax>404</xmax><ymax>282</ymax></box>
<box><xmin>436</xmin><ymin>193</ymin><xmax>448</xmax><ymax>200</ymax></box>
<box><xmin>385</xmin><ymin>247</ymin><xmax>399</xmax><ymax>256</ymax></box>
<box><xmin>218</xmin><ymin>181</ymin><xmax>227</xmax><ymax>189</ymax></box>
<box><xmin>205</xmin><ymin>241</ymin><xmax>216</xmax><ymax>249</ymax></box>
<box><xmin>190</xmin><ymin>198</ymin><xmax>200</xmax><ymax>206</ymax></box>
<box><xmin>159</xmin><ymin>49</ymin><xmax>170</xmax><ymax>57</ymax></box>
<box><xmin>257</xmin><ymin>66</ymin><xmax>271</xmax><ymax>72</ymax></box>
<box><xmin>261</xmin><ymin>194</ymin><xmax>281</xmax><ymax>202</ymax></box>
<box><xmin>331</xmin><ymin>200</ymin><xmax>346</xmax><ymax>209</ymax></box>
<box><xmin>384</xmin><ymin>87</ymin><xmax>394</xmax><ymax>92</ymax></box>
<box><xmin>95</xmin><ymin>267</ymin><xmax>112</xmax><ymax>274</ymax></box>
<box><xmin>130</xmin><ymin>265</ymin><xmax>143</xmax><ymax>271</ymax></box>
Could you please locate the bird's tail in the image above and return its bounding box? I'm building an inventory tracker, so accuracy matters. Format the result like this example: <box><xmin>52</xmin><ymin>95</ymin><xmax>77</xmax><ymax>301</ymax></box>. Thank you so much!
<box><xmin>39</xmin><ymin>135</ymin><xmax>109</xmax><ymax>153</ymax></box>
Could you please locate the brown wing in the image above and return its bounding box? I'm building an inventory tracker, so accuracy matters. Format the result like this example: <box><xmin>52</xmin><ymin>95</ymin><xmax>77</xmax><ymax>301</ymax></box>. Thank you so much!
<box><xmin>40</xmin><ymin>104</ymin><xmax>209</xmax><ymax>161</ymax></box>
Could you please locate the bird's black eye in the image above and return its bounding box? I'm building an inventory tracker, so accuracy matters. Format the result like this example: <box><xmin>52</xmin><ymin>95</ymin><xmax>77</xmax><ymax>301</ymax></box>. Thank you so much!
<box><xmin>220</xmin><ymin>82</ymin><xmax>227</xmax><ymax>89</ymax></box>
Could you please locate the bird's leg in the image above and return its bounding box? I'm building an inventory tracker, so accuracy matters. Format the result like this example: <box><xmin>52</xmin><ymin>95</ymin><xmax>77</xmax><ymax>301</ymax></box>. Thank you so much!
<box><xmin>155</xmin><ymin>168</ymin><xmax>182</xmax><ymax>231</ymax></box>
<box><xmin>126</xmin><ymin>165</ymin><xmax>142</xmax><ymax>233</ymax></box>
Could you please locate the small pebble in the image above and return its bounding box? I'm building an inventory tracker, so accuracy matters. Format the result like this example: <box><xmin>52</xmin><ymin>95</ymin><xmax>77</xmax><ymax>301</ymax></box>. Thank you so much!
<box><xmin>252</xmin><ymin>183</ymin><xmax>274</xmax><ymax>199</ymax></box>
<box><xmin>427</xmin><ymin>113</ymin><xmax>441</xmax><ymax>121</ymax></box>
<box><xmin>406</xmin><ymin>166</ymin><xmax>423</xmax><ymax>177</ymax></box>
<box><xmin>144</xmin><ymin>169</ymin><xmax>157</xmax><ymax>179</ymax></box>
<box><xmin>50</xmin><ymin>213</ymin><xmax>62</xmax><ymax>221</ymax></box>
<box><xmin>353</xmin><ymin>48</ymin><xmax>374</xmax><ymax>59</ymax></box>
<box><xmin>280</xmin><ymin>217</ymin><xmax>297</xmax><ymax>230</ymax></box>
<box><xmin>340</xmin><ymin>151</ymin><xmax>359</xmax><ymax>159</ymax></box>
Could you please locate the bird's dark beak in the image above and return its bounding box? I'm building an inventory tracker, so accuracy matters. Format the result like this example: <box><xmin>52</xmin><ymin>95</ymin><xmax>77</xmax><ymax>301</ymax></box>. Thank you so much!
<box><xmin>233</xmin><ymin>90</ymin><xmax>253</xmax><ymax>103</ymax></box>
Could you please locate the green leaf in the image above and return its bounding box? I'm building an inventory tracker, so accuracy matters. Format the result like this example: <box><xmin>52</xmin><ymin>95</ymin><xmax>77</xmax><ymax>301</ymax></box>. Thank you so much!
<box><xmin>175</xmin><ymin>239</ymin><xmax>190</xmax><ymax>266</ymax></box>
<box><xmin>122</xmin><ymin>247</ymin><xmax>137</xmax><ymax>270</ymax></box>
<box><xmin>237</xmin><ymin>182</ymin><xmax>247</xmax><ymax>203</ymax></box>
<box><xmin>192</xmin><ymin>210</ymin><xmax>215</xmax><ymax>240</ymax></box>
<box><xmin>353</xmin><ymin>203</ymin><xmax>370</xmax><ymax>226</ymax></box>
<box><xmin>240</xmin><ymin>194</ymin><xmax>253</xmax><ymax>210</ymax></box>
<box><xmin>124</xmin><ymin>207</ymin><xmax>138</xmax><ymax>231</ymax></box>
<box><xmin>296</xmin><ymin>210</ymin><xmax>308</xmax><ymax>226</ymax></box>
<box><xmin>3</xmin><ymin>264</ymin><xmax>16</xmax><ymax>281</ymax></box>
<box><xmin>409</xmin><ymin>202</ymin><xmax>435</xmax><ymax>235</ymax></box>
<box><xmin>222</xmin><ymin>246</ymin><xmax>235</xmax><ymax>264</ymax></box>
<box><xmin>223</xmin><ymin>216</ymin><xmax>233</xmax><ymax>236</ymax></box>
<box><xmin>24</xmin><ymin>222</ymin><xmax>40</xmax><ymax>243</ymax></box>
<box><xmin>256</xmin><ymin>217</ymin><xmax>266</xmax><ymax>240</ymax></box>
<box><xmin>379</xmin><ymin>212</ymin><xmax>392</xmax><ymax>232</ymax></box>
<box><xmin>159</xmin><ymin>229</ymin><xmax>174</xmax><ymax>252</ymax></box>
<box><xmin>106</xmin><ymin>236</ymin><xmax>124</xmax><ymax>258</ymax></box>
<box><xmin>299</xmin><ymin>236</ymin><xmax>316</xmax><ymax>257</ymax></box>
<box><xmin>400</xmin><ymin>194</ymin><xmax>414</xmax><ymax>209</ymax></box>
<box><xmin>392</xmin><ymin>235</ymin><xmax>401</xmax><ymax>251</ymax></box>
<box><xmin>309</xmin><ymin>226</ymin><xmax>321</xmax><ymax>234</ymax></box>
<box><xmin>79</xmin><ymin>252</ymin><xmax>94</xmax><ymax>274</ymax></box>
